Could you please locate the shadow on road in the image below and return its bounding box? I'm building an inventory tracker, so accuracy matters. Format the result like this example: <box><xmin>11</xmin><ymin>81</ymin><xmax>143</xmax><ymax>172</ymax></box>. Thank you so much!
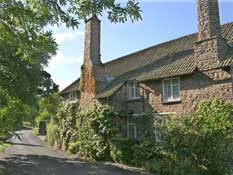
<box><xmin>0</xmin><ymin>154</ymin><xmax>149</xmax><ymax>175</ymax></box>
<box><xmin>10</xmin><ymin>143</ymin><xmax>43</xmax><ymax>147</ymax></box>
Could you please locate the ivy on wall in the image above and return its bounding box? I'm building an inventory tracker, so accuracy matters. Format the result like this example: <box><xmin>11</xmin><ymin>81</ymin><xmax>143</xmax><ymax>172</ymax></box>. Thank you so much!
<box><xmin>76</xmin><ymin>105</ymin><xmax>118</xmax><ymax>160</ymax></box>
<box><xmin>46</xmin><ymin>100</ymin><xmax>233</xmax><ymax>175</ymax></box>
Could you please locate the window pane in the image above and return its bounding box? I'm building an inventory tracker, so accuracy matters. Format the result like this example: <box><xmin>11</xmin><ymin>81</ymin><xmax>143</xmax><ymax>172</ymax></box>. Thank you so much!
<box><xmin>163</xmin><ymin>80</ymin><xmax>171</xmax><ymax>101</ymax></box>
<box><xmin>128</xmin><ymin>124</ymin><xmax>136</xmax><ymax>139</ymax></box>
<box><xmin>128</xmin><ymin>115</ymin><xmax>134</xmax><ymax>123</ymax></box>
<box><xmin>128</xmin><ymin>82</ymin><xmax>140</xmax><ymax>99</ymax></box>
<box><xmin>172</xmin><ymin>78</ymin><xmax>180</xmax><ymax>100</ymax></box>
<box><xmin>131</xmin><ymin>86</ymin><xmax>135</xmax><ymax>98</ymax></box>
<box><xmin>173</xmin><ymin>85</ymin><xmax>180</xmax><ymax>99</ymax></box>
<box><xmin>135</xmin><ymin>84</ymin><xmax>140</xmax><ymax>97</ymax></box>
<box><xmin>172</xmin><ymin>78</ymin><xmax>180</xmax><ymax>86</ymax></box>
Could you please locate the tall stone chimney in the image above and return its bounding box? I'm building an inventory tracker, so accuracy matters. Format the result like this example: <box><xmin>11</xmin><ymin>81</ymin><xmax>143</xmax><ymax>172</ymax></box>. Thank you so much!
<box><xmin>195</xmin><ymin>0</ymin><xmax>227</xmax><ymax>70</ymax></box>
<box><xmin>79</xmin><ymin>16</ymin><xmax>107</xmax><ymax>109</ymax></box>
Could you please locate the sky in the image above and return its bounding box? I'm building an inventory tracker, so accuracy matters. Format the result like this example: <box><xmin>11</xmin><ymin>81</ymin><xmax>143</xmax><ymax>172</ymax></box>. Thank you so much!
<box><xmin>45</xmin><ymin>0</ymin><xmax>233</xmax><ymax>91</ymax></box>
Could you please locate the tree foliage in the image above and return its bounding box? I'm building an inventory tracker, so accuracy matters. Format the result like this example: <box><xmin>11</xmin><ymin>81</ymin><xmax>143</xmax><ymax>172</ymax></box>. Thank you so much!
<box><xmin>0</xmin><ymin>0</ymin><xmax>142</xmax><ymax>136</ymax></box>
<box><xmin>0</xmin><ymin>0</ymin><xmax>57</xmax><ymax>105</ymax></box>
<box><xmin>27</xmin><ymin>0</ymin><xmax>142</xmax><ymax>25</ymax></box>
<box><xmin>36</xmin><ymin>93</ymin><xmax>60</xmax><ymax>123</ymax></box>
<box><xmin>0</xmin><ymin>97</ymin><xmax>25</xmax><ymax>136</ymax></box>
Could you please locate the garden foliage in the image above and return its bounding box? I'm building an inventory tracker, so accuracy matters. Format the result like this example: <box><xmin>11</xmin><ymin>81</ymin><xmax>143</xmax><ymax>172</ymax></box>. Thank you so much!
<box><xmin>110</xmin><ymin>138</ymin><xmax>139</xmax><ymax>165</ymax></box>
<box><xmin>46</xmin><ymin>123</ymin><xmax>61</xmax><ymax>147</ymax></box>
<box><xmin>56</xmin><ymin>102</ymin><xmax>78</xmax><ymax>149</ymax></box>
<box><xmin>46</xmin><ymin>100</ymin><xmax>233</xmax><ymax>175</ymax></box>
<box><xmin>76</xmin><ymin>105</ymin><xmax>118</xmax><ymax>160</ymax></box>
<box><xmin>133</xmin><ymin>100</ymin><xmax>233</xmax><ymax>175</ymax></box>
<box><xmin>46</xmin><ymin>102</ymin><xmax>78</xmax><ymax>150</ymax></box>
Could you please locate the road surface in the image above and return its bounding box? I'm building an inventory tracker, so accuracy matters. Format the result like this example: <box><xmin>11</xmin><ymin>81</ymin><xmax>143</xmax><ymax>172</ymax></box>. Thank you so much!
<box><xmin>0</xmin><ymin>129</ymin><xmax>152</xmax><ymax>175</ymax></box>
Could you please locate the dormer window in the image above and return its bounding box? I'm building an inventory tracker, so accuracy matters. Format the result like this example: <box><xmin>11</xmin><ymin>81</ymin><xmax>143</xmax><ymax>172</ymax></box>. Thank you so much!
<box><xmin>127</xmin><ymin>81</ymin><xmax>140</xmax><ymax>100</ymax></box>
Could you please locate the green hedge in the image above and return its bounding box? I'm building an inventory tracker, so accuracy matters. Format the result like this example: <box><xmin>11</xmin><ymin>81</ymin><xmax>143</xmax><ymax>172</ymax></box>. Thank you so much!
<box><xmin>110</xmin><ymin>138</ymin><xmax>139</xmax><ymax>165</ymax></box>
<box><xmin>77</xmin><ymin>105</ymin><xmax>118</xmax><ymax>160</ymax></box>
<box><xmin>68</xmin><ymin>141</ymin><xmax>80</xmax><ymax>154</ymax></box>
<box><xmin>139</xmin><ymin>100</ymin><xmax>233</xmax><ymax>175</ymax></box>
<box><xmin>46</xmin><ymin>123</ymin><xmax>61</xmax><ymax>147</ymax></box>
<box><xmin>47</xmin><ymin>99</ymin><xmax>233</xmax><ymax>175</ymax></box>
<box><xmin>56</xmin><ymin>102</ymin><xmax>78</xmax><ymax>150</ymax></box>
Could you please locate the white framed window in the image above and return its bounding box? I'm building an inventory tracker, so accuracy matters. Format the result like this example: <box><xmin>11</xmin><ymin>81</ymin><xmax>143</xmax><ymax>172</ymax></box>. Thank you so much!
<box><xmin>162</xmin><ymin>77</ymin><xmax>181</xmax><ymax>102</ymax></box>
<box><xmin>153</xmin><ymin>112</ymin><xmax>175</xmax><ymax>143</ymax></box>
<box><xmin>127</xmin><ymin>81</ymin><xmax>140</xmax><ymax>100</ymax></box>
<box><xmin>69</xmin><ymin>91</ymin><xmax>77</xmax><ymax>101</ymax></box>
<box><xmin>127</xmin><ymin>114</ymin><xmax>138</xmax><ymax>139</ymax></box>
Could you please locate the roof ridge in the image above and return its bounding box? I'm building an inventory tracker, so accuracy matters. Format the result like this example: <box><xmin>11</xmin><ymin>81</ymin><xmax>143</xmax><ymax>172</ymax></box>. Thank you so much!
<box><xmin>60</xmin><ymin>78</ymin><xmax>80</xmax><ymax>94</ymax></box>
<box><xmin>103</xmin><ymin>22</ymin><xmax>233</xmax><ymax>66</ymax></box>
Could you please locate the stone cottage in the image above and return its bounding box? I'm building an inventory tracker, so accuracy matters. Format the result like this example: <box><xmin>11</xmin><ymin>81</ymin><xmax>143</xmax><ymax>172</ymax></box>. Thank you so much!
<box><xmin>60</xmin><ymin>0</ymin><xmax>233</xmax><ymax>139</ymax></box>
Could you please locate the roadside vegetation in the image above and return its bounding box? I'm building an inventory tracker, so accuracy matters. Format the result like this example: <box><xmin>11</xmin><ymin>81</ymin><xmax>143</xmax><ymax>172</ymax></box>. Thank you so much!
<box><xmin>44</xmin><ymin>100</ymin><xmax>233</xmax><ymax>175</ymax></box>
<box><xmin>0</xmin><ymin>168</ymin><xmax>9</xmax><ymax>175</ymax></box>
<box><xmin>0</xmin><ymin>142</ymin><xmax>10</xmax><ymax>153</ymax></box>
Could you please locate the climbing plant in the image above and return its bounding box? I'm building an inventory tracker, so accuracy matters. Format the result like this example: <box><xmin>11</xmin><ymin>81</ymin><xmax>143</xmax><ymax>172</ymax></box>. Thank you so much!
<box><xmin>76</xmin><ymin>105</ymin><xmax>118</xmax><ymax>160</ymax></box>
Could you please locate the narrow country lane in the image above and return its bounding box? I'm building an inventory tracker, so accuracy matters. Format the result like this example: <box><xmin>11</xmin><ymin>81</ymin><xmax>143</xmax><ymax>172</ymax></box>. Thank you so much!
<box><xmin>0</xmin><ymin>129</ymin><xmax>153</xmax><ymax>175</ymax></box>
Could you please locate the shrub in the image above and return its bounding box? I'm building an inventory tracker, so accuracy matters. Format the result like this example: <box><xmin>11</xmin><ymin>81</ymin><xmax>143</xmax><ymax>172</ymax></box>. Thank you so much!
<box><xmin>132</xmin><ymin>138</ymin><xmax>175</xmax><ymax>173</ymax></box>
<box><xmin>0</xmin><ymin>142</ymin><xmax>11</xmax><ymax>153</ymax></box>
<box><xmin>110</xmin><ymin>138</ymin><xmax>139</xmax><ymax>165</ymax></box>
<box><xmin>56</xmin><ymin>102</ymin><xmax>79</xmax><ymax>150</ymax></box>
<box><xmin>46</xmin><ymin>123</ymin><xmax>61</xmax><ymax>146</ymax></box>
<box><xmin>153</xmin><ymin>100</ymin><xmax>233</xmax><ymax>175</ymax></box>
<box><xmin>77</xmin><ymin>105</ymin><xmax>118</xmax><ymax>160</ymax></box>
<box><xmin>68</xmin><ymin>141</ymin><xmax>80</xmax><ymax>154</ymax></box>
<box><xmin>32</xmin><ymin>127</ymin><xmax>39</xmax><ymax>136</ymax></box>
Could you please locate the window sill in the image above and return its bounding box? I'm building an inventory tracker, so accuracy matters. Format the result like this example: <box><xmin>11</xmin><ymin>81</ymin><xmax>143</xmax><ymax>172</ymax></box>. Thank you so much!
<box><xmin>162</xmin><ymin>100</ymin><xmax>181</xmax><ymax>104</ymax></box>
<box><xmin>126</xmin><ymin>97</ymin><xmax>141</xmax><ymax>102</ymax></box>
<box><xmin>66</xmin><ymin>100</ymin><xmax>79</xmax><ymax>103</ymax></box>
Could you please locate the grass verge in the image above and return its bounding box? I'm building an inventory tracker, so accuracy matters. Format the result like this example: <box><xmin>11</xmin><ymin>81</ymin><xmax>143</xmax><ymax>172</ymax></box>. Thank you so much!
<box><xmin>0</xmin><ymin>142</ymin><xmax>10</xmax><ymax>153</ymax></box>
<box><xmin>0</xmin><ymin>168</ymin><xmax>9</xmax><ymax>175</ymax></box>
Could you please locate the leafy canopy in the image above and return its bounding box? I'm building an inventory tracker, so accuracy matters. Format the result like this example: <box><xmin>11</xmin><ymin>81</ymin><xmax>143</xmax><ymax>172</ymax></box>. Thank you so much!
<box><xmin>0</xmin><ymin>0</ymin><xmax>142</xmax><ymax>135</ymax></box>
<box><xmin>0</xmin><ymin>0</ymin><xmax>57</xmax><ymax>104</ymax></box>
<box><xmin>27</xmin><ymin>0</ymin><xmax>142</xmax><ymax>26</ymax></box>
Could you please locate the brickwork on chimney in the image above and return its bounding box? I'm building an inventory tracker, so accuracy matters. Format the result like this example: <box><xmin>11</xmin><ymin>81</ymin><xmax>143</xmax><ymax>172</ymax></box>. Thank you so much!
<box><xmin>195</xmin><ymin>0</ymin><xmax>228</xmax><ymax>71</ymax></box>
<box><xmin>79</xmin><ymin>16</ymin><xmax>107</xmax><ymax>110</ymax></box>
<box><xmin>194</xmin><ymin>37</ymin><xmax>227</xmax><ymax>70</ymax></box>
<box><xmin>197</xmin><ymin>0</ymin><xmax>221</xmax><ymax>40</ymax></box>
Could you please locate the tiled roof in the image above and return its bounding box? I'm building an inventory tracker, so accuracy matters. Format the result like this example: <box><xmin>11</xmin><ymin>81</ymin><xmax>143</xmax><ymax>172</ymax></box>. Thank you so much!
<box><xmin>60</xmin><ymin>78</ymin><xmax>80</xmax><ymax>95</ymax></box>
<box><xmin>61</xmin><ymin>22</ymin><xmax>233</xmax><ymax>97</ymax></box>
<box><xmin>217</xmin><ymin>48</ymin><xmax>233</xmax><ymax>68</ymax></box>
<box><xmin>97</xmin><ymin>22</ymin><xmax>233</xmax><ymax>98</ymax></box>
<box><xmin>96</xmin><ymin>50</ymin><xmax>196</xmax><ymax>98</ymax></box>
<box><xmin>137</xmin><ymin>53</ymin><xmax>196</xmax><ymax>82</ymax></box>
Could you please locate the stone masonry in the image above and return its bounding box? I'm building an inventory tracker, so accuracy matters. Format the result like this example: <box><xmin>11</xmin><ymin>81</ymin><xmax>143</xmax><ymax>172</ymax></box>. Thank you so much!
<box><xmin>79</xmin><ymin>16</ymin><xmax>107</xmax><ymax>109</ymax></box>
<box><xmin>195</xmin><ymin>0</ymin><xmax>228</xmax><ymax>70</ymax></box>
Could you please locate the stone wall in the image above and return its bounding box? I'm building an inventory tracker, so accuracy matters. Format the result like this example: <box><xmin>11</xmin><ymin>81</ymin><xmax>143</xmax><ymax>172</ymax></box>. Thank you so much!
<box><xmin>106</xmin><ymin>68</ymin><xmax>232</xmax><ymax>115</ymax></box>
